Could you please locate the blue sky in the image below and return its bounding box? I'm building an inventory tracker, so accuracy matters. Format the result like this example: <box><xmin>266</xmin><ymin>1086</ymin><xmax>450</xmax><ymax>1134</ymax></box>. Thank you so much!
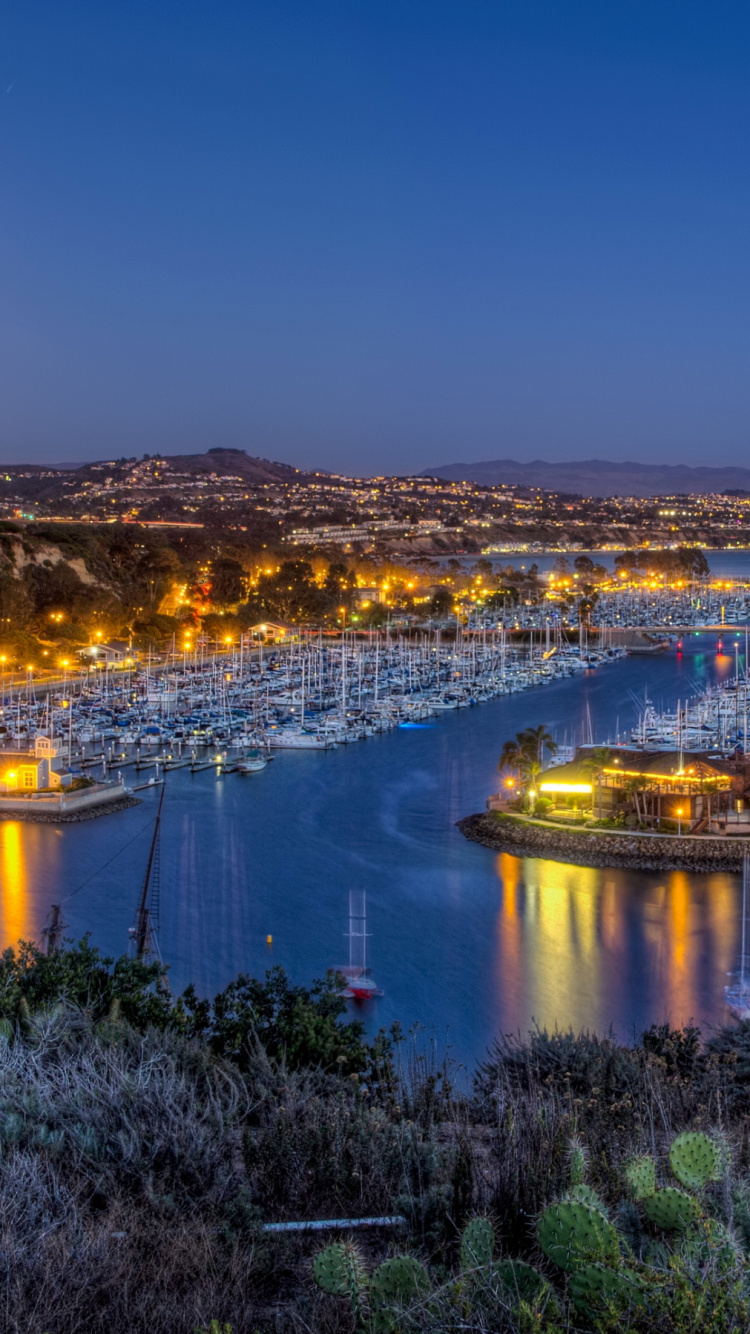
<box><xmin>1</xmin><ymin>1</ymin><xmax>748</xmax><ymax>472</ymax></box>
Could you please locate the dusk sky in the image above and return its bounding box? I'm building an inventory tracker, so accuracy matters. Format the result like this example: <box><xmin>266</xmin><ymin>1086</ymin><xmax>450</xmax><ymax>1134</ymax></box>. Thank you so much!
<box><xmin>1</xmin><ymin>1</ymin><xmax>748</xmax><ymax>474</ymax></box>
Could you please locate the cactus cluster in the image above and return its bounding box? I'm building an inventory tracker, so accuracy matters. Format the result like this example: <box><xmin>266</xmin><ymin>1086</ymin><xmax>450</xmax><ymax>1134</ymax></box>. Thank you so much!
<box><xmin>533</xmin><ymin>1129</ymin><xmax>733</xmax><ymax>1324</ymax></box>
<box><xmin>624</xmin><ymin>1131</ymin><xmax>718</xmax><ymax>1231</ymax></box>
<box><xmin>313</xmin><ymin>1130</ymin><xmax>736</xmax><ymax>1331</ymax></box>
<box><xmin>313</xmin><ymin>1215</ymin><xmax>555</xmax><ymax>1331</ymax></box>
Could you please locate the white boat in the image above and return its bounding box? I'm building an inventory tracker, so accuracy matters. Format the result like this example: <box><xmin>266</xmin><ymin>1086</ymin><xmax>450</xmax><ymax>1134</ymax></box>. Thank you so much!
<box><xmin>236</xmin><ymin>750</ymin><xmax>268</xmax><ymax>773</ymax></box>
<box><xmin>266</xmin><ymin>727</ymin><xmax>336</xmax><ymax>750</ymax></box>
<box><xmin>335</xmin><ymin>889</ymin><xmax>383</xmax><ymax>1000</ymax></box>
<box><xmin>725</xmin><ymin>854</ymin><xmax>750</xmax><ymax>1020</ymax></box>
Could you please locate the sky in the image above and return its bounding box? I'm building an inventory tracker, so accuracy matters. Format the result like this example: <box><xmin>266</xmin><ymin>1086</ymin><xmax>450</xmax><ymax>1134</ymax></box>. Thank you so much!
<box><xmin>0</xmin><ymin>1</ymin><xmax>748</xmax><ymax>474</ymax></box>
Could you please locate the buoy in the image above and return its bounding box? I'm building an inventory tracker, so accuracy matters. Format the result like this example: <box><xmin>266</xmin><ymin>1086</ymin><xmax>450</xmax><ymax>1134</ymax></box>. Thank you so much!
<box><xmin>266</xmin><ymin>934</ymin><xmax>273</xmax><ymax>946</ymax></box>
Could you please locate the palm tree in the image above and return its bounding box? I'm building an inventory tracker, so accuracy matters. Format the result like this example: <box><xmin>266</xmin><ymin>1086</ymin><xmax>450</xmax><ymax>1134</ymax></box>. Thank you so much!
<box><xmin>498</xmin><ymin>737</ymin><xmax>524</xmax><ymax>795</ymax></box>
<box><xmin>582</xmin><ymin>746</ymin><xmax>611</xmax><ymax>818</ymax></box>
<box><xmin>518</xmin><ymin>725</ymin><xmax>558</xmax><ymax>766</ymax></box>
<box><xmin>624</xmin><ymin>775</ymin><xmax>647</xmax><ymax>825</ymax></box>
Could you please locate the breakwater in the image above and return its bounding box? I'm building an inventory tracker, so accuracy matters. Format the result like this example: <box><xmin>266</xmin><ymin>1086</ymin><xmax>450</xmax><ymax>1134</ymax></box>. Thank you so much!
<box><xmin>0</xmin><ymin>794</ymin><xmax>142</xmax><ymax>824</ymax></box>
<box><xmin>458</xmin><ymin>811</ymin><xmax>747</xmax><ymax>874</ymax></box>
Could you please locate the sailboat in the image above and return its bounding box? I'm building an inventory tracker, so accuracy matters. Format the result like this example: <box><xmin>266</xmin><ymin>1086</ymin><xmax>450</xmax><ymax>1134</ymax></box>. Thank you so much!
<box><xmin>129</xmin><ymin>786</ymin><xmax>165</xmax><ymax>964</ymax></box>
<box><xmin>336</xmin><ymin>890</ymin><xmax>383</xmax><ymax>1000</ymax></box>
<box><xmin>725</xmin><ymin>852</ymin><xmax>750</xmax><ymax>1020</ymax></box>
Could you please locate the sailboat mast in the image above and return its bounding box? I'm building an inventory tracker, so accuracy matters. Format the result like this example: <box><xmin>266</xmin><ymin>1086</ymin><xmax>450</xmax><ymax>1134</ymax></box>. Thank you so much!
<box><xmin>736</xmin><ymin>853</ymin><xmax>741</xmax><ymax>992</ymax></box>
<box><xmin>134</xmin><ymin>786</ymin><xmax>165</xmax><ymax>958</ymax></box>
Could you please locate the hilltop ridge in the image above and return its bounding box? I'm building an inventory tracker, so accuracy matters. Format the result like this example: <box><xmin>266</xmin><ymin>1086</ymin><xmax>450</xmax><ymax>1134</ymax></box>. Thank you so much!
<box><xmin>421</xmin><ymin>458</ymin><xmax>750</xmax><ymax>498</ymax></box>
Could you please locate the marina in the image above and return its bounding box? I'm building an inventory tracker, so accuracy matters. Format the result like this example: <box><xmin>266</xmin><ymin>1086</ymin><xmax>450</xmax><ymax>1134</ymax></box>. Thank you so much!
<box><xmin>0</xmin><ymin>630</ymin><xmax>625</xmax><ymax>789</ymax></box>
<box><xmin>0</xmin><ymin>633</ymin><xmax>747</xmax><ymax>1067</ymax></box>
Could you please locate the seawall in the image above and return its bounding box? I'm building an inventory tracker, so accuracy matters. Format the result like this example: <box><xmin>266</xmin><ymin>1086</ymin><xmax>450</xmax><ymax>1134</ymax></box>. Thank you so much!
<box><xmin>457</xmin><ymin>812</ymin><xmax>747</xmax><ymax>874</ymax></box>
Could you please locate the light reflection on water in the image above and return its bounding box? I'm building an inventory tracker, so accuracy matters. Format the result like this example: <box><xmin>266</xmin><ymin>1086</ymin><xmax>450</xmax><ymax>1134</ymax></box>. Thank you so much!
<box><xmin>0</xmin><ymin>636</ymin><xmax>745</xmax><ymax>1066</ymax></box>
<box><xmin>0</xmin><ymin>824</ymin><xmax>30</xmax><ymax>946</ymax></box>
<box><xmin>493</xmin><ymin>854</ymin><xmax>736</xmax><ymax>1039</ymax></box>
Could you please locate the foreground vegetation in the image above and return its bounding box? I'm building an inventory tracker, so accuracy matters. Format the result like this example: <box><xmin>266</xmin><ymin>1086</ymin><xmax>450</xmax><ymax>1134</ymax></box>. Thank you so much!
<box><xmin>4</xmin><ymin>941</ymin><xmax>750</xmax><ymax>1331</ymax></box>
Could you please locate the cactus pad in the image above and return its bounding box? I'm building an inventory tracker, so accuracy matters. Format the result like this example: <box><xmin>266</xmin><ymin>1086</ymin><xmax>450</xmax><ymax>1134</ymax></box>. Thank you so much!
<box><xmin>489</xmin><ymin>1259</ymin><xmax>548</xmax><ymax>1304</ymax></box>
<box><xmin>312</xmin><ymin>1242</ymin><xmax>369</xmax><ymax>1314</ymax></box>
<box><xmin>680</xmin><ymin>1220</ymin><xmax>739</xmax><ymax>1274</ymax></box>
<box><xmin>460</xmin><ymin>1216</ymin><xmax>495</xmax><ymax>1271</ymax></box>
<box><xmin>0</xmin><ymin>1018</ymin><xmax>12</xmax><ymax>1044</ymax></box>
<box><xmin>569</xmin><ymin>1183</ymin><xmax>604</xmax><ymax>1210</ymax></box>
<box><xmin>643</xmin><ymin>1186</ymin><xmax>700</xmax><ymax>1231</ymax></box>
<box><xmin>569</xmin><ymin>1141</ymin><xmax>586</xmax><ymax>1187</ymax></box>
<box><xmin>669</xmin><ymin>1131</ymin><xmax>720</xmax><ymax>1191</ymax></box>
<box><xmin>536</xmin><ymin>1201</ymin><xmax>619</xmax><ymax>1272</ymax></box>
<box><xmin>370</xmin><ymin>1256</ymin><xmax>430</xmax><ymax>1309</ymax></box>
<box><xmin>624</xmin><ymin>1155</ymin><xmax>656</xmax><ymax>1200</ymax></box>
<box><xmin>569</xmin><ymin>1262</ymin><xmax>644</xmax><ymax>1316</ymax></box>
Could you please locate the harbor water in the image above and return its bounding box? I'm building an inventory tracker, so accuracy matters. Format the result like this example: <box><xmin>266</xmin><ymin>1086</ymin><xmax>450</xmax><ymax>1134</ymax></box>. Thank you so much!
<box><xmin>0</xmin><ymin>633</ymin><xmax>747</xmax><ymax>1068</ymax></box>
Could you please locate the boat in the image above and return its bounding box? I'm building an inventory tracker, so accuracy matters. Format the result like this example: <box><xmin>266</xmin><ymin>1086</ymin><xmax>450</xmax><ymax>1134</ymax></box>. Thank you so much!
<box><xmin>725</xmin><ymin>853</ymin><xmax>750</xmax><ymax>1020</ymax></box>
<box><xmin>236</xmin><ymin>749</ymin><xmax>268</xmax><ymax>773</ymax></box>
<box><xmin>335</xmin><ymin>890</ymin><xmax>383</xmax><ymax>1000</ymax></box>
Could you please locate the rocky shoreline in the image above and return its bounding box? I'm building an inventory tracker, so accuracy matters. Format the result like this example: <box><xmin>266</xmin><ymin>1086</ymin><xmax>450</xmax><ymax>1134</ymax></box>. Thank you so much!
<box><xmin>457</xmin><ymin>811</ymin><xmax>747</xmax><ymax>873</ymax></box>
<box><xmin>0</xmin><ymin>795</ymin><xmax>143</xmax><ymax>824</ymax></box>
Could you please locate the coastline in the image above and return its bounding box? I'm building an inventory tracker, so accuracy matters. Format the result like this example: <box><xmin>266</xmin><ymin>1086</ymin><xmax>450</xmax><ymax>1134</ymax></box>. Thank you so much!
<box><xmin>457</xmin><ymin>810</ymin><xmax>747</xmax><ymax>873</ymax></box>
<box><xmin>0</xmin><ymin>794</ymin><xmax>143</xmax><ymax>824</ymax></box>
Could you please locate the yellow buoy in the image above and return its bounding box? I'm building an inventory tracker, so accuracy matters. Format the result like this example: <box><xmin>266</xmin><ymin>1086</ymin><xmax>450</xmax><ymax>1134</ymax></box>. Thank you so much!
<box><xmin>266</xmin><ymin>934</ymin><xmax>273</xmax><ymax>946</ymax></box>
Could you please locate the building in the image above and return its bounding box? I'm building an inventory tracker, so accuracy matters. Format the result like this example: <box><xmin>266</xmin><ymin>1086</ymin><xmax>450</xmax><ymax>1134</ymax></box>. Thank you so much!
<box><xmin>0</xmin><ymin>735</ymin><xmax>74</xmax><ymax>793</ymax></box>
<box><xmin>247</xmin><ymin>622</ymin><xmax>298</xmax><ymax>643</ymax></box>
<box><xmin>77</xmin><ymin>640</ymin><xmax>137</xmax><ymax>665</ymax></box>
<box><xmin>537</xmin><ymin>746</ymin><xmax>743</xmax><ymax>830</ymax></box>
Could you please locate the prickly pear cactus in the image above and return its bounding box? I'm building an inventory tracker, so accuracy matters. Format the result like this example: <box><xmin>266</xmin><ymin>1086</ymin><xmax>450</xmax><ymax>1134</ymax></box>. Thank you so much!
<box><xmin>643</xmin><ymin>1186</ymin><xmax>700</xmax><ymax>1231</ymax></box>
<box><xmin>679</xmin><ymin>1219</ymin><xmax>739</xmax><ymax>1274</ymax></box>
<box><xmin>669</xmin><ymin>1131</ymin><xmax>720</xmax><ymax>1192</ymax></box>
<box><xmin>569</xmin><ymin>1140</ymin><xmax>586</xmax><ymax>1187</ymax></box>
<box><xmin>369</xmin><ymin>1255</ymin><xmax>430</xmax><ymax>1309</ymax></box>
<box><xmin>568</xmin><ymin>1261</ymin><xmax>644</xmax><ymax>1317</ymax></box>
<box><xmin>537</xmin><ymin>1200</ymin><xmax>619</xmax><ymax>1272</ymax></box>
<box><xmin>569</xmin><ymin>1183</ymin><xmax>604</xmax><ymax>1210</ymax></box>
<box><xmin>624</xmin><ymin>1154</ymin><xmax>656</xmax><ymax>1200</ymax></box>
<box><xmin>489</xmin><ymin>1258</ymin><xmax>549</xmax><ymax>1304</ymax></box>
<box><xmin>0</xmin><ymin>1018</ymin><xmax>12</xmax><ymax>1044</ymax></box>
<box><xmin>460</xmin><ymin>1216</ymin><xmax>495</xmax><ymax>1271</ymax></box>
<box><xmin>312</xmin><ymin>1242</ymin><xmax>369</xmax><ymax>1318</ymax></box>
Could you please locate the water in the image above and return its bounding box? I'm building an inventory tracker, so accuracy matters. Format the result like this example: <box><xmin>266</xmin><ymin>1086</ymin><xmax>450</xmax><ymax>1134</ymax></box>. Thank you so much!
<box><xmin>0</xmin><ymin>634</ymin><xmax>746</xmax><ymax>1068</ymax></box>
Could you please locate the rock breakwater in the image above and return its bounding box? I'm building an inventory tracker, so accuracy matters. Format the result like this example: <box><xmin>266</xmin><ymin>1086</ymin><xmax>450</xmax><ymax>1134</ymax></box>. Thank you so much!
<box><xmin>458</xmin><ymin>812</ymin><xmax>746</xmax><ymax>873</ymax></box>
<box><xmin>0</xmin><ymin>795</ymin><xmax>143</xmax><ymax>824</ymax></box>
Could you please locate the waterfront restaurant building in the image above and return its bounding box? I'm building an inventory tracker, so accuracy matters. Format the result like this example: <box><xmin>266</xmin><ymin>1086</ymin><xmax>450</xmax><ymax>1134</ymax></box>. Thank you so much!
<box><xmin>538</xmin><ymin>747</ymin><xmax>743</xmax><ymax>829</ymax></box>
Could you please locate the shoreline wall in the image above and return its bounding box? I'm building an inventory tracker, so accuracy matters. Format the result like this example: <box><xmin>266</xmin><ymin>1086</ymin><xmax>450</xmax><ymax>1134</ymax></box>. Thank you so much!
<box><xmin>458</xmin><ymin>812</ymin><xmax>747</xmax><ymax>873</ymax></box>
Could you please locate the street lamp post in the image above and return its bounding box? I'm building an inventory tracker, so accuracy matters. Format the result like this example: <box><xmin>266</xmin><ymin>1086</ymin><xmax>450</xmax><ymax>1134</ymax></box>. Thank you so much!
<box><xmin>677</xmin><ymin>806</ymin><xmax>683</xmax><ymax>836</ymax></box>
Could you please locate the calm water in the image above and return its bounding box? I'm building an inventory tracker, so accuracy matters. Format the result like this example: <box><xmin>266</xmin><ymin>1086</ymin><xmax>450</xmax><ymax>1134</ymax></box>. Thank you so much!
<box><xmin>0</xmin><ymin>634</ymin><xmax>747</xmax><ymax>1067</ymax></box>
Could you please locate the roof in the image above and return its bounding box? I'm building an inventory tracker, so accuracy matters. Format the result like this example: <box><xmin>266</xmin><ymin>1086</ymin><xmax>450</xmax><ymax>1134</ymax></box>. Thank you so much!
<box><xmin>540</xmin><ymin>746</ymin><xmax>735</xmax><ymax>791</ymax></box>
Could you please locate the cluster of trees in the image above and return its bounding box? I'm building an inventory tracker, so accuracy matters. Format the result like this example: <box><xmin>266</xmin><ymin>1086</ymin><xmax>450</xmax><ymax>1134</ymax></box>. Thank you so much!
<box><xmin>498</xmin><ymin>725</ymin><xmax>558</xmax><ymax>792</ymax></box>
<box><xmin>613</xmin><ymin>546</ymin><xmax>711</xmax><ymax>581</ymax></box>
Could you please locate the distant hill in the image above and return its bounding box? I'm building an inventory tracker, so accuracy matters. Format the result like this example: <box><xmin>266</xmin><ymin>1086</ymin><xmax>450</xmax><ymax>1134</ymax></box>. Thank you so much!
<box><xmin>80</xmin><ymin>449</ymin><xmax>303</xmax><ymax>485</ymax></box>
<box><xmin>421</xmin><ymin>458</ymin><xmax>750</xmax><ymax>498</ymax></box>
<box><xmin>0</xmin><ymin>449</ymin><xmax>304</xmax><ymax>484</ymax></box>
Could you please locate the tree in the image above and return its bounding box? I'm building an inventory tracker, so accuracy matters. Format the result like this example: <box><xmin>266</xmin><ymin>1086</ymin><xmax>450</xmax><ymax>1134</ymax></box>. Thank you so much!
<box><xmin>582</xmin><ymin>747</ymin><xmax>611</xmax><ymax>818</ymax></box>
<box><xmin>498</xmin><ymin>738</ymin><xmax>524</xmax><ymax>793</ymax></box>
<box><xmin>210</xmin><ymin>557</ymin><xmax>245</xmax><ymax>608</ymax></box>
<box><xmin>624</xmin><ymin>775</ymin><xmax>647</xmax><ymax>824</ymax></box>
<box><xmin>518</xmin><ymin>725</ymin><xmax>558</xmax><ymax>766</ymax></box>
<box><xmin>429</xmin><ymin>587</ymin><xmax>453</xmax><ymax>616</ymax></box>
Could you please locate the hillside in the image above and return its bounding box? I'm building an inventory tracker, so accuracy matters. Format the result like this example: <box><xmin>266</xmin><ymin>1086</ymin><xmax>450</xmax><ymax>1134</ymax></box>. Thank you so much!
<box><xmin>421</xmin><ymin>458</ymin><xmax>750</xmax><ymax>498</ymax></box>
